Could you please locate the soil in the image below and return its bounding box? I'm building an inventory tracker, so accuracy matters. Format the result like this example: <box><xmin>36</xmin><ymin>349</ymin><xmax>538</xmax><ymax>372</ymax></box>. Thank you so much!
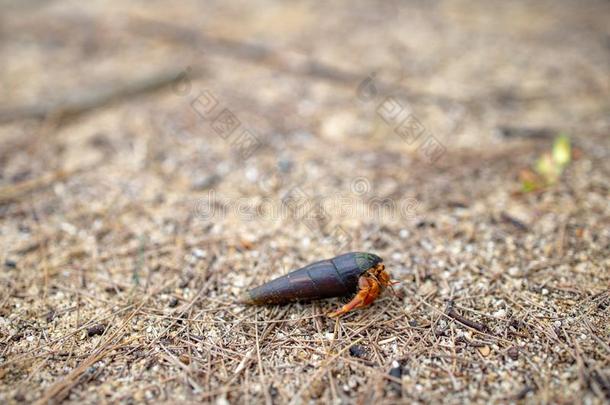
<box><xmin>0</xmin><ymin>1</ymin><xmax>609</xmax><ymax>403</ymax></box>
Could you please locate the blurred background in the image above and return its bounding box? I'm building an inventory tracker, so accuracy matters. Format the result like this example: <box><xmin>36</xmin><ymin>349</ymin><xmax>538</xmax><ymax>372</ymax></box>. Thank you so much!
<box><xmin>0</xmin><ymin>1</ymin><xmax>609</xmax><ymax>403</ymax></box>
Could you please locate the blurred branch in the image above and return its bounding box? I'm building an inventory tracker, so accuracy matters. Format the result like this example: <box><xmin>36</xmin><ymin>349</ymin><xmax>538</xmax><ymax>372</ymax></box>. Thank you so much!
<box><xmin>128</xmin><ymin>17</ymin><xmax>459</xmax><ymax>105</ymax></box>
<box><xmin>0</xmin><ymin>165</ymin><xmax>89</xmax><ymax>203</ymax></box>
<box><xmin>495</xmin><ymin>126</ymin><xmax>556</xmax><ymax>140</ymax></box>
<box><xmin>0</xmin><ymin>66</ymin><xmax>198</xmax><ymax>124</ymax></box>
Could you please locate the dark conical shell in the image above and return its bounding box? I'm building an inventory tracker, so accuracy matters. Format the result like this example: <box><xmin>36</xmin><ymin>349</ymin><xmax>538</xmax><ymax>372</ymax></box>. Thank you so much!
<box><xmin>240</xmin><ymin>252</ymin><xmax>383</xmax><ymax>305</ymax></box>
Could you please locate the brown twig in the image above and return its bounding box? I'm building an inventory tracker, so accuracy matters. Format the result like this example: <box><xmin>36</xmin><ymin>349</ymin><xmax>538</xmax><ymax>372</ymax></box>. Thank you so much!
<box><xmin>444</xmin><ymin>306</ymin><xmax>488</xmax><ymax>334</ymax></box>
<box><xmin>0</xmin><ymin>66</ymin><xmax>197</xmax><ymax>124</ymax></box>
<box><xmin>127</xmin><ymin>17</ymin><xmax>459</xmax><ymax>106</ymax></box>
<box><xmin>0</xmin><ymin>167</ymin><xmax>83</xmax><ymax>204</ymax></box>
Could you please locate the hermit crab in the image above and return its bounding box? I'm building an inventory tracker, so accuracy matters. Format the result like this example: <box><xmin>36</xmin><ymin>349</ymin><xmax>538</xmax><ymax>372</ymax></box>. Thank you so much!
<box><xmin>239</xmin><ymin>252</ymin><xmax>395</xmax><ymax>317</ymax></box>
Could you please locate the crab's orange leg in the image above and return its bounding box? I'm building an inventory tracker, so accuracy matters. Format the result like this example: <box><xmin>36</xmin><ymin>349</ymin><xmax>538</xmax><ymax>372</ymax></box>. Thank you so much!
<box><xmin>328</xmin><ymin>276</ymin><xmax>381</xmax><ymax>317</ymax></box>
<box><xmin>362</xmin><ymin>277</ymin><xmax>380</xmax><ymax>306</ymax></box>
<box><xmin>328</xmin><ymin>277</ymin><xmax>370</xmax><ymax>317</ymax></box>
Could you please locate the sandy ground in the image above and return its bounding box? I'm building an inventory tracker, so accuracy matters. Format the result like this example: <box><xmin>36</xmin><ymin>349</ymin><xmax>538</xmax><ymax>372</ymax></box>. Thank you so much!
<box><xmin>0</xmin><ymin>0</ymin><xmax>609</xmax><ymax>403</ymax></box>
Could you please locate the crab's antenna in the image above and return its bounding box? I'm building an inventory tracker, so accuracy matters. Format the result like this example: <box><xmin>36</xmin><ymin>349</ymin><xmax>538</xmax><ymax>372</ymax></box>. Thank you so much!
<box><xmin>388</xmin><ymin>282</ymin><xmax>398</xmax><ymax>297</ymax></box>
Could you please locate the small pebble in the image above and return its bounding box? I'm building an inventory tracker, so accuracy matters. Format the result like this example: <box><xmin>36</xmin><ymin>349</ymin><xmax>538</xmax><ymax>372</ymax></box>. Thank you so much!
<box><xmin>278</xmin><ymin>159</ymin><xmax>293</xmax><ymax>173</ymax></box>
<box><xmin>215</xmin><ymin>395</ymin><xmax>230</xmax><ymax>405</ymax></box>
<box><xmin>478</xmin><ymin>345</ymin><xmax>491</xmax><ymax>357</ymax></box>
<box><xmin>4</xmin><ymin>259</ymin><xmax>17</xmax><ymax>269</ymax></box>
<box><xmin>87</xmin><ymin>324</ymin><xmax>106</xmax><ymax>337</ymax></box>
<box><xmin>191</xmin><ymin>174</ymin><xmax>220</xmax><ymax>190</ymax></box>
<box><xmin>349</xmin><ymin>345</ymin><xmax>366</xmax><ymax>358</ymax></box>
<box><xmin>389</xmin><ymin>361</ymin><xmax>403</xmax><ymax>392</ymax></box>
<box><xmin>192</xmin><ymin>248</ymin><xmax>206</xmax><ymax>259</ymax></box>
<box><xmin>493</xmin><ymin>309</ymin><xmax>507</xmax><ymax>318</ymax></box>
<box><xmin>507</xmin><ymin>346</ymin><xmax>519</xmax><ymax>360</ymax></box>
<box><xmin>245</xmin><ymin>167</ymin><xmax>259</xmax><ymax>182</ymax></box>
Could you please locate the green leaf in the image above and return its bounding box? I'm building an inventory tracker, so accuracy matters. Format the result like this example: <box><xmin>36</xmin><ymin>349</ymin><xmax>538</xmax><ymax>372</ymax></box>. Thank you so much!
<box><xmin>535</xmin><ymin>153</ymin><xmax>559</xmax><ymax>184</ymax></box>
<box><xmin>521</xmin><ymin>178</ymin><xmax>538</xmax><ymax>192</ymax></box>
<box><xmin>552</xmin><ymin>133</ymin><xmax>571</xmax><ymax>168</ymax></box>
